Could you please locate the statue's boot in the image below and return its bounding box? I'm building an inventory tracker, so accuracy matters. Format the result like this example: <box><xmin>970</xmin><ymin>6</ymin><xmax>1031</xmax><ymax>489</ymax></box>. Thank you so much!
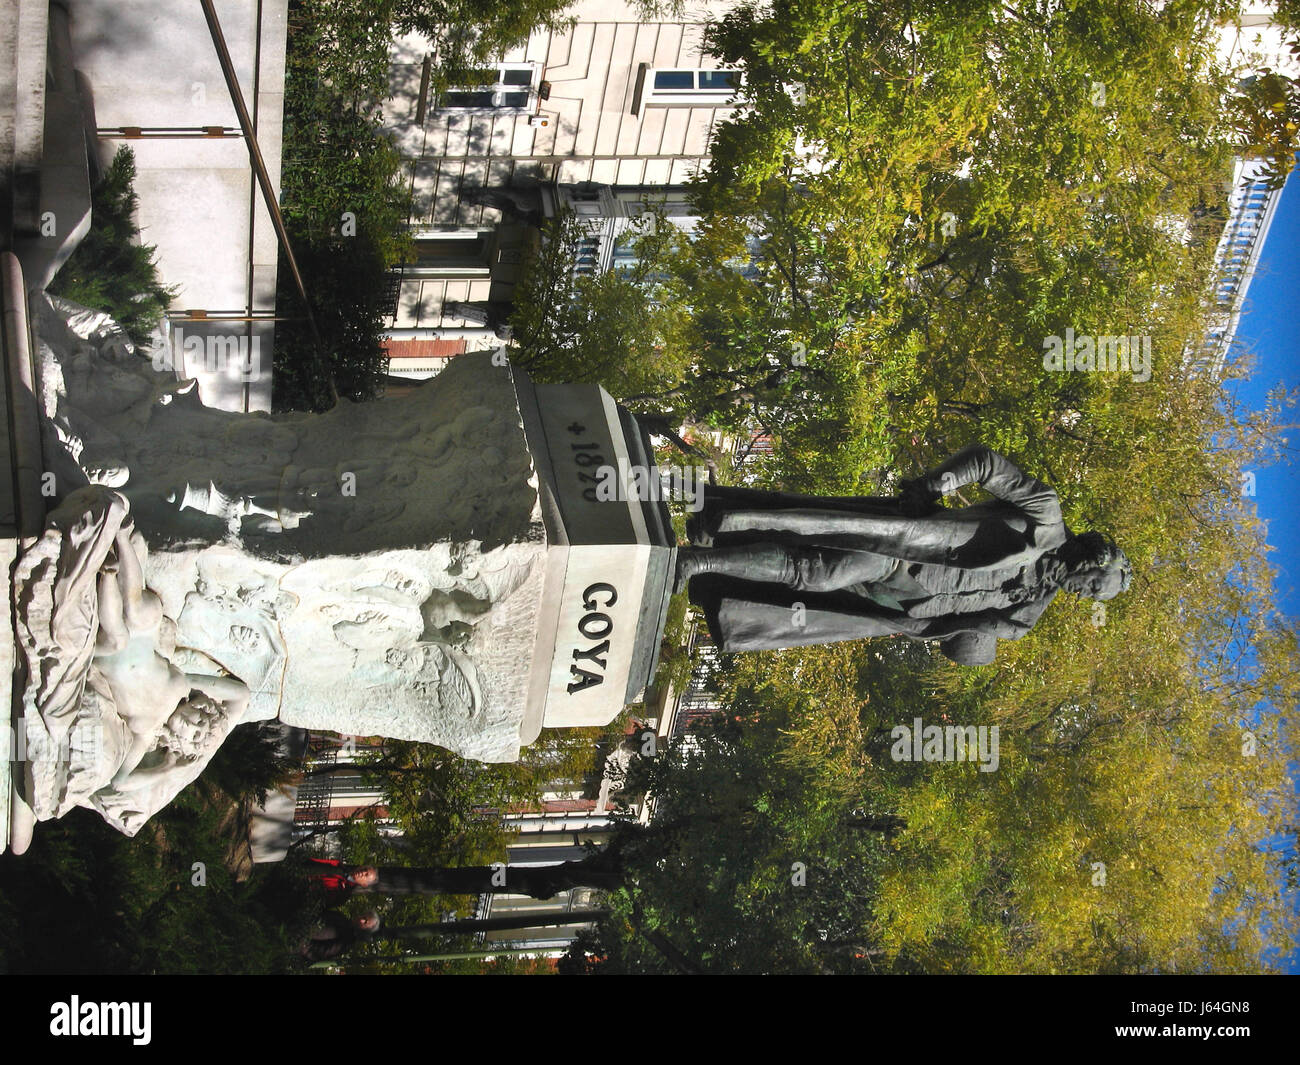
<box><xmin>673</xmin><ymin>544</ymin><xmax>793</xmax><ymax>594</ymax></box>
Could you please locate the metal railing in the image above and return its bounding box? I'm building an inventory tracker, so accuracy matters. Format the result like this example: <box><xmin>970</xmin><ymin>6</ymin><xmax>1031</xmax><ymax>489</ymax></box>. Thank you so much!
<box><xmin>292</xmin><ymin>744</ymin><xmax>339</xmax><ymax>832</ymax></box>
<box><xmin>198</xmin><ymin>0</ymin><xmax>324</xmax><ymax>361</ymax></box>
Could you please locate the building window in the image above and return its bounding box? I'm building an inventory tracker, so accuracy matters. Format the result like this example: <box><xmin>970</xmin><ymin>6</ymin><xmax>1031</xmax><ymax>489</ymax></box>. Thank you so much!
<box><xmin>651</xmin><ymin>68</ymin><xmax>736</xmax><ymax>95</ymax></box>
<box><xmin>632</xmin><ymin>64</ymin><xmax>739</xmax><ymax>114</ymax></box>
<box><xmin>400</xmin><ymin>229</ymin><xmax>494</xmax><ymax>278</ymax></box>
<box><xmin>439</xmin><ymin>64</ymin><xmax>537</xmax><ymax>112</ymax></box>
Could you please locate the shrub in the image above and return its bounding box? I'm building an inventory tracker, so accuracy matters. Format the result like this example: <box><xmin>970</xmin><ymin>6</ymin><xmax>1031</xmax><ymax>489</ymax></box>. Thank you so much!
<box><xmin>48</xmin><ymin>147</ymin><xmax>177</xmax><ymax>349</ymax></box>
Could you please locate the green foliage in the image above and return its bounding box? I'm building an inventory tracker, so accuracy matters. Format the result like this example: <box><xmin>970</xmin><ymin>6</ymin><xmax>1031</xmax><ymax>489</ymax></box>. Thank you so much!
<box><xmin>651</xmin><ymin>591</ymin><xmax>695</xmax><ymax>695</ymax></box>
<box><xmin>201</xmin><ymin>723</ymin><xmax>301</xmax><ymax>809</ymax></box>
<box><xmin>0</xmin><ymin>780</ymin><xmax>311</xmax><ymax>974</ymax></box>
<box><xmin>554</xmin><ymin>0</ymin><xmax>1299</xmax><ymax>973</ymax></box>
<box><xmin>582</xmin><ymin>614</ymin><xmax>1297</xmax><ymax>972</ymax></box>
<box><xmin>280</xmin><ymin>3</ymin><xmax>413</xmax><ymax>263</ymax></box>
<box><xmin>579</xmin><ymin>643</ymin><xmax>892</xmax><ymax>973</ymax></box>
<box><xmin>274</xmin><ymin>234</ymin><xmax>398</xmax><ymax>410</ymax></box>
<box><xmin>275</xmin><ymin>0</ymin><xmax>416</xmax><ymax>410</ymax></box>
<box><xmin>389</xmin><ymin>0</ymin><xmax>576</xmax><ymax>84</ymax></box>
<box><xmin>353</xmin><ymin>727</ymin><xmax>619</xmax><ymax>865</ymax></box>
<box><xmin>509</xmin><ymin>208</ymin><xmax>695</xmax><ymax>397</ymax></box>
<box><xmin>48</xmin><ymin>147</ymin><xmax>177</xmax><ymax>349</ymax></box>
<box><xmin>507</xmin><ymin>1</ymin><xmax>1251</xmax><ymax>497</ymax></box>
<box><xmin>1230</xmin><ymin>68</ymin><xmax>1300</xmax><ymax>189</ymax></box>
<box><xmin>1224</xmin><ymin>4</ymin><xmax>1300</xmax><ymax>190</ymax></box>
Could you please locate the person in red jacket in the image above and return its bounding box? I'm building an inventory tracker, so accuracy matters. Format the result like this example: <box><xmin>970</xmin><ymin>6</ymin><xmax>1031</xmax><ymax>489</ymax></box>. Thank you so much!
<box><xmin>306</xmin><ymin>859</ymin><xmax>378</xmax><ymax>899</ymax></box>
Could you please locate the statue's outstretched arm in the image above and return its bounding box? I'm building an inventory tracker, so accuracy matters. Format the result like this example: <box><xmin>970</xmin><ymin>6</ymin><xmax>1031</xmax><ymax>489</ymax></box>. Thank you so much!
<box><xmin>918</xmin><ymin>444</ymin><xmax>1063</xmax><ymax>527</ymax></box>
<box><xmin>184</xmin><ymin>673</ymin><xmax>250</xmax><ymax>718</ymax></box>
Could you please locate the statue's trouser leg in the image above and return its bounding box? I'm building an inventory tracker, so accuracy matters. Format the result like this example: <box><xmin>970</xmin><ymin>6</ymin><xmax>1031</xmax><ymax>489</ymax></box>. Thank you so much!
<box><xmin>784</xmin><ymin>545</ymin><xmax>899</xmax><ymax>592</ymax></box>
<box><xmin>683</xmin><ymin>543</ymin><xmax>898</xmax><ymax>593</ymax></box>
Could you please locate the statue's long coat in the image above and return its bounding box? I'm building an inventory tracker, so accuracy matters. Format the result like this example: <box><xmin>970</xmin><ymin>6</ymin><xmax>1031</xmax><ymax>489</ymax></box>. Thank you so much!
<box><xmin>692</xmin><ymin>445</ymin><xmax>1072</xmax><ymax>665</ymax></box>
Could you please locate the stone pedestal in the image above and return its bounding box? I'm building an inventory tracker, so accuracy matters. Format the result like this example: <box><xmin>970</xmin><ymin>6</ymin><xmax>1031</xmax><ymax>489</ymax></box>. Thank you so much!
<box><xmin>259</xmin><ymin>362</ymin><xmax>677</xmax><ymax>755</ymax></box>
<box><xmin>515</xmin><ymin>375</ymin><xmax>675</xmax><ymax>740</ymax></box>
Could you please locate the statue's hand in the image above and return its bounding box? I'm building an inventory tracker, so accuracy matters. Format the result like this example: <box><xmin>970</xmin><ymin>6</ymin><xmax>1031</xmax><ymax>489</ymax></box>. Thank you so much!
<box><xmin>898</xmin><ymin>477</ymin><xmax>941</xmax><ymax>517</ymax></box>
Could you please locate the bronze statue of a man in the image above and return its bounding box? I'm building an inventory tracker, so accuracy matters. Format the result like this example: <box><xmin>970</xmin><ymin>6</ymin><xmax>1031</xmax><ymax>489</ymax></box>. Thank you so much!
<box><xmin>675</xmin><ymin>444</ymin><xmax>1130</xmax><ymax>665</ymax></box>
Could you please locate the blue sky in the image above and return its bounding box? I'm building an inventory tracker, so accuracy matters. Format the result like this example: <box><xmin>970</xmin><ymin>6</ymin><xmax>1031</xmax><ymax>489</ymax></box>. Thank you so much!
<box><xmin>1226</xmin><ymin>167</ymin><xmax>1300</xmax><ymax>970</ymax></box>
<box><xmin>1231</xmin><ymin>175</ymin><xmax>1300</xmax><ymax>618</ymax></box>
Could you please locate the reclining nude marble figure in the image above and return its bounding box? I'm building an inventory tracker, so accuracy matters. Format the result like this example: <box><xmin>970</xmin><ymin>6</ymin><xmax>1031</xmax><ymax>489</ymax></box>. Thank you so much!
<box><xmin>16</xmin><ymin>485</ymin><xmax>251</xmax><ymax>834</ymax></box>
<box><xmin>11</xmin><ymin>294</ymin><xmax>556</xmax><ymax>845</ymax></box>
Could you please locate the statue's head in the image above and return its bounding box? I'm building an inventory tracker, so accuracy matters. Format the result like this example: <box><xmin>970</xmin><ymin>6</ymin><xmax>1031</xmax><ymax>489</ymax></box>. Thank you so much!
<box><xmin>1061</xmin><ymin>531</ymin><xmax>1131</xmax><ymax>601</ymax></box>
<box><xmin>158</xmin><ymin>693</ymin><xmax>225</xmax><ymax>759</ymax></box>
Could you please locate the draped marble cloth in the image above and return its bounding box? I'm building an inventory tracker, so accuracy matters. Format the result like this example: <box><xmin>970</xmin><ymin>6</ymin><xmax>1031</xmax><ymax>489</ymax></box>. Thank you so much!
<box><xmin>14</xmin><ymin>486</ymin><xmax>136</xmax><ymax>819</ymax></box>
<box><xmin>692</xmin><ymin>445</ymin><xmax>1072</xmax><ymax>665</ymax></box>
<box><xmin>14</xmin><ymin>486</ymin><xmax>244</xmax><ymax>832</ymax></box>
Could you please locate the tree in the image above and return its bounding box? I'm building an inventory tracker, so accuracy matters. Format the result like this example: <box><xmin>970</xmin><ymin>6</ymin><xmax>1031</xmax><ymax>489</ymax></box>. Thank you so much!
<box><xmin>48</xmin><ymin>147</ymin><xmax>177</xmax><ymax>349</ymax></box>
<box><xmin>390</xmin><ymin>0</ymin><xmax>579</xmax><ymax>84</ymax></box>
<box><xmin>275</xmin><ymin>1</ymin><xmax>416</xmax><ymax>409</ymax></box>
<box><xmin>509</xmin><ymin>2</ymin><xmax>1249</xmax><ymax>497</ymax></box>
<box><xmin>1226</xmin><ymin>1</ymin><xmax>1300</xmax><ymax>189</ymax></box>
<box><xmin>0</xmin><ymin>745</ymin><xmax>311</xmax><ymax>974</ymax></box>
<box><xmin>508</xmin><ymin>208</ymin><xmax>694</xmax><ymax>402</ymax></box>
<box><xmin>1229</xmin><ymin>67</ymin><xmax>1300</xmax><ymax>189</ymax></box>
